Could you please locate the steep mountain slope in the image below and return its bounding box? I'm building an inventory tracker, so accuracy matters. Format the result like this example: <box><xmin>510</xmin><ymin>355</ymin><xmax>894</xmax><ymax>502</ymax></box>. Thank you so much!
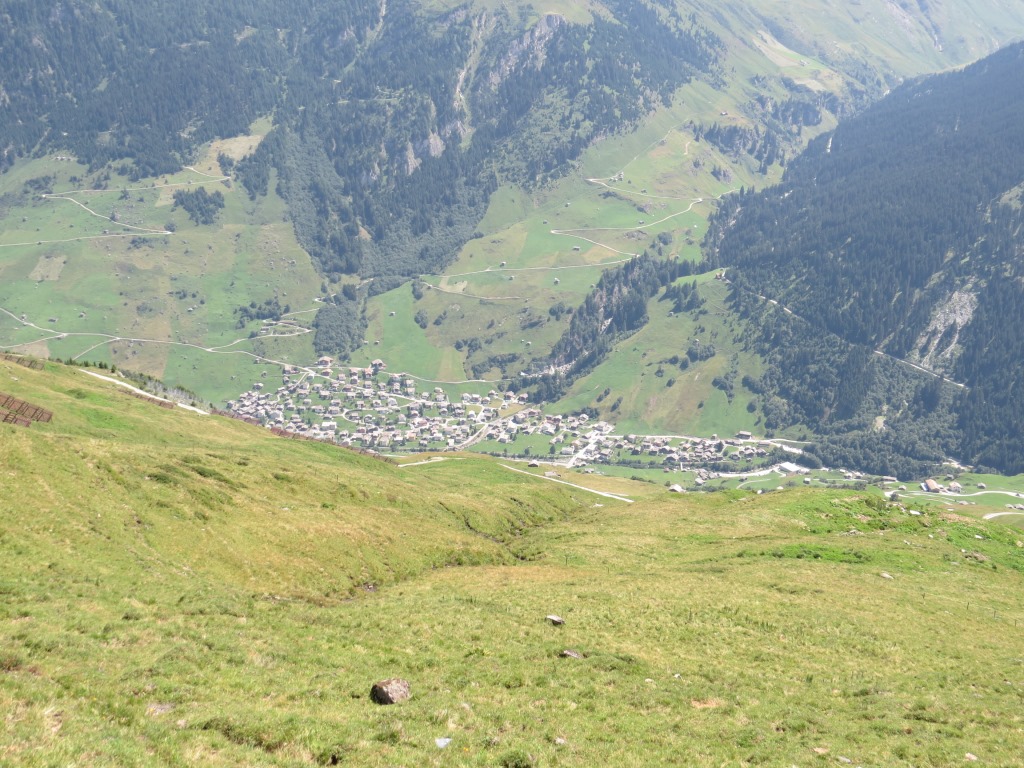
<box><xmin>3</xmin><ymin>357</ymin><xmax>1024</xmax><ymax>765</ymax></box>
<box><xmin>1</xmin><ymin>0</ymin><xmax>719</xmax><ymax>280</ymax></box>
<box><xmin>0</xmin><ymin>1</ymin><xmax>304</xmax><ymax>176</ymax></box>
<box><xmin>3</xmin><ymin>1</ymin><xmax>1024</xmax><ymax>461</ymax></box>
<box><xmin>707</xmin><ymin>42</ymin><xmax>1024</xmax><ymax>472</ymax></box>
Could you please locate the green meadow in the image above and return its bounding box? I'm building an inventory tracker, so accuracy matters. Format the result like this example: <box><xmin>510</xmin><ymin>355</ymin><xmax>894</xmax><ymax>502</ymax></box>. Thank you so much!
<box><xmin>0</xmin><ymin>134</ymin><xmax>320</xmax><ymax>407</ymax></box>
<box><xmin>552</xmin><ymin>274</ymin><xmax>763</xmax><ymax>436</ymax></box>
<box><xmin>3</xmin><ymin>359</ymin><xmax>1024</xmax><ymax>766</ymax></box>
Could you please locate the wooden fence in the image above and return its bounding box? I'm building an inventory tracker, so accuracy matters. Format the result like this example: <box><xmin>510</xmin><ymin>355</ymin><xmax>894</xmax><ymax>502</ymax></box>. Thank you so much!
<box><xmin>129</xmin><ymin>391</ymin><xmax>176</xmax><ymax>409</ymax></box>
<box><xmin>0</xmin><ymin>353</ymin><xmax>45</xmax><ymax>370</ymax></box>
<box><xmin>1</xmin><ymin>410</ymin><xmax>33</xmax><ymax>427</ymax></box>
<box><xmin>0</xmin><ymin>392</ymin><xmax>53</xmax><ymax>423</ymax></box>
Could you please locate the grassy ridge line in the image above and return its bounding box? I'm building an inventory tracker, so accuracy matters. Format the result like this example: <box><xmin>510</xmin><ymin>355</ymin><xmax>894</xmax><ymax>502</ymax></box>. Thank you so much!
<box><xmin>3</xmin><ymin>363</ymin><xmax>1024</xmax><ymax>764</ymax></box>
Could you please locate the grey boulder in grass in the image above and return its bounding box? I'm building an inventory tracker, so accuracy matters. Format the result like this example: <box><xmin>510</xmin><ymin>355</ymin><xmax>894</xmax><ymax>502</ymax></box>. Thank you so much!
<box><xmin>370</xmin><ymin>678</ymin><xmax>411</xmax><ymax>705</ymax></box>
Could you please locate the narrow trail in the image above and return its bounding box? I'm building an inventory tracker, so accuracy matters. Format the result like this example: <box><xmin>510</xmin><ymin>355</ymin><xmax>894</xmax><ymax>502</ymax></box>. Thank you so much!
<box><xmin>444</xmin><ymin>257</ymin><xmax>633</xmax><ymax>280</ymax></box>
<box><xmin>545</xmin><ymin>232</ymin><xmax>640</xmax><ymax>258</ymax></box>
<box><xmin>549</xmin><ymin>195</ymin><xmax>709</xmax><ymax>250</ymax></box>
<box><xmin>38</xmin><ymin>194</ymin><xmax>170</xmax><ymax>236</ymax></box>
<box><xmin>606</xmin><ymin>124</ymin><xmax>691</xmax><ymax>179</ymax></box>
<box><xmin>899</xmin><ymin>488</ymin><xmax>1024</xmax><ymax>501</ymax></box>
<box><xmin>0</xmin><ymin>232</ymin><xmax>167</xmax><ymax>249</ymax></box>
<box><xmin>1</xmin><ymin>167</ymin><xmax>230</xmax><ymax>249</ymax></box>
<box><xmin>499</xmin><ymin>463</ymin><xmax>634</xmax><ymax>504</ymax></box>
<box><xmin>429</xmin><ymin>187</ymin><xmax>729</xmax><ymax>297</ymax></box>
<box><xmin>871</xmin><ymin>350</ymin><xmax>966</xmax><ymax>389</ymax></box>
<box><xmin>584</xmin><ymin>177</ymin><xmax>696</xmax><ymax>201</ymax></box>
<box><xmin>0</xmin><ymin>305</ymin><xmax>315</xmax><ymax>374</ymax></box>
<box><xmin>544</xmin><ymin>130</ymin><xmax>706</xmax><ymax>253</ymax></box>
<box><xmin>402</xmin><ymin>372</ymin><xmax>502</xmax><ymax>385</ymax></box>
<box><xmin>731</xmin><ymin>281</ymin><xmax>969</xmax><ymax>390</ymax></box>
<box><xmin>396</xmin><ymin>456</ymin><xmax>455</xmax><ymax>468</ymax></box>
<box><xmin>397</xmin><ymin>456</ymin><xmax>635</xmax><ymax>506</ymax></box>
<box><xmin>430</xmin><ymin>284</ymin><xmax>525</xmax><ymax>302</ymax></box>
<box><xmin>426</xmin><ymin>128</ymin><xmax>707</xmax><ymax>289</ymax></box>
<box><xmin>0</xmin><ymin>164</ymin><xmax>506</xmax><ymax>389</ymax></box>
<box><xmin>81</xmin><ymin>370</ymin><xmax>209</xmax><ymax>415</ymax></box>
<box><xmin>581</xmin><ymin>137</ymin><xmax>693</xmax><ymax>203</ymax></box>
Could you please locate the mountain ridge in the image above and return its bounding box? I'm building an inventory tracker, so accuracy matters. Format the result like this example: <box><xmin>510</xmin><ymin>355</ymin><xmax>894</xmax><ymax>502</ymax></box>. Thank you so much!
<box><xmin>707</xmin><ymin>41</ymin><xmax>1024</xmax><ymax>473</ymax></box>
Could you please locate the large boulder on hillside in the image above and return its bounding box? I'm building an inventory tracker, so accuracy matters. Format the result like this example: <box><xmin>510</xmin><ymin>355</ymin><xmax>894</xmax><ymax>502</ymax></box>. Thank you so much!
<box><xmin>370</xmin><ymin>678</ymin><xmax>411</xmax><ymax>705</ymax></box>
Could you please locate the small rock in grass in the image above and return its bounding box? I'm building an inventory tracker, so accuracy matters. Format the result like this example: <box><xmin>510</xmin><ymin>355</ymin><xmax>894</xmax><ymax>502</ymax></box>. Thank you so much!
<box><xmin>837</xmin><ymin>758</ymin><xmax>852</xmax><ymax>765</ymax></box>
<box><xmin>965</xmin><ymin>753</ymin><xmax>978</xmax><ymax>761</ymax></box>
<box><xmin>370</xmin><ymin>678</ymin><xmax>411</xmax><ymax>705</ymax></box>
<box><xmin>435</xmin><ymin>737</ymin><xmax>452</xmax><ymax>748</ymax></box>
<box><xmin>880</xmin><ymin>572</ymin><xmax>894</xmax><ymax>580</ymax></box>
<box><xmin>546</xmin><ymin>614</ymin><xmax>565</xmax><ymax>626</ymax></box>
<box><xmin>554</xmin><ymin>737</ymin><xmax>567</xmax><ymax>746</ymax></box>
<box><xmin>559</xmin><ymin>649</ymin><xmax>583</xmax><ymax>659</ymax></box>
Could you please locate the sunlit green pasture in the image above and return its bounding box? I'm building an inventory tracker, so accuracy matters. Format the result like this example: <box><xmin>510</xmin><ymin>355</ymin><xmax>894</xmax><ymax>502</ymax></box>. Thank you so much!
<box><xmin>4</xmin><ymin>360</ymin><xmax>1024</xmax><ymax>767</ymax></box>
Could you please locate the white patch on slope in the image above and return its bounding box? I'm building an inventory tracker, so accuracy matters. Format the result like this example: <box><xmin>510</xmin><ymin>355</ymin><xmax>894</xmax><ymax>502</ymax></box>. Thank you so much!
<box><xmin>912</xmin><ymin>288</ymin><xmax>978</xmax><ymax>371</ymax></box>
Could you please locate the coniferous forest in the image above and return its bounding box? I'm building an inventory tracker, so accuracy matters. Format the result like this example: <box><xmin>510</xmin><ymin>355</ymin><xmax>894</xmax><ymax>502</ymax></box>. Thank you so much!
<box><xmin>1</xmin><ymin>0</ymin><xmax>719</xmax><ymax>357</ymax></box>
<box><xmin>705</xmin><ymin>43</ymin><xmax>1024</xmax><ymax>473</ymax></box>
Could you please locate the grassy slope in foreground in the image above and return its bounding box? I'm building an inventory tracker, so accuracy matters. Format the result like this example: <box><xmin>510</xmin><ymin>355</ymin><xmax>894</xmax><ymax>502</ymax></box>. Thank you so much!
<box><xmin>2</xmin><ymin>360</ymin><xmax>1024</xmax><ymax>766</ymax></box>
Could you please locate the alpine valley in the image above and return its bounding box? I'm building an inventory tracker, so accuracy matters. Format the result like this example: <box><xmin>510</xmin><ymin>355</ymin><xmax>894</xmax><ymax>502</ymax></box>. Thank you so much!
<box><xmin>6</xmin><ymin>3</ymin><xmax>1024</xmax><ymax>766</ymax></box>
<box><xmin>2</xmin><ymin>1</ymin><xmax>1024</xmax><ymax>474</ymax></box>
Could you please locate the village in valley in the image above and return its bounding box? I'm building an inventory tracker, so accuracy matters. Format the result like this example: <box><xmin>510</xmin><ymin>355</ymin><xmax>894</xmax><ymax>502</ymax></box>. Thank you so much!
<box><xmin>225</xmin><ymin>354</ymin><xmax>1021</xmax><ymax>504</ymax></box>
<box><xmin>227</xmin><ymin>354</ymin><xmax>819</xmax><ymax>482</ymax></box>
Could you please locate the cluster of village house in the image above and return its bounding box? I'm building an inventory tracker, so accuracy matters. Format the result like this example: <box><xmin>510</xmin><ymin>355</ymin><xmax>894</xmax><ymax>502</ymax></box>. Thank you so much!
<box><xmin>919</xmin><ymin>477</ymin><xmax>969</xmax><ymax>493</ymax></box>
<box><xmin>549</xmin><ymin>429</ymin><xmax>773</xmax><ymax>472</ymax></box>
<box><xmin>228</xmin><ymin>357</ymin><xmax>519</xmax><ymax>450</ymax></box>
<box><xmin>225</xmin><ymin>358</ymin><xmax>1021</xmax><ymax>494</ymax></box>
<box><xmin>226</xmin><ymin>356</ymin><xmax>780</xmax><ymax>470</ymax></box>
